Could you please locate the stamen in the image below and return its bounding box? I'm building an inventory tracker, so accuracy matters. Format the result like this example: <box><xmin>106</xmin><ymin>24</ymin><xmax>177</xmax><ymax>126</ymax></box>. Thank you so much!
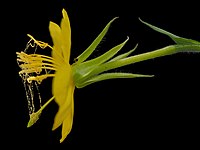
<box><xmin>17</xmin><ymin>51</ymin><xmax>58</xmax><ymax>75</ymax></box>
<box><xmin>16</xmin><ymin>52</ymin><xmax>55</xmax><ymax>65</ymax></box>
<box><xmin>18</xmin><ymin>66</ymin><xmax>56</xmax><ymax>75</ymax></box>
<box><xmin>27</xmin><ymin>74</ymin><xmax>55</xmax><ymax>84</ymax></box>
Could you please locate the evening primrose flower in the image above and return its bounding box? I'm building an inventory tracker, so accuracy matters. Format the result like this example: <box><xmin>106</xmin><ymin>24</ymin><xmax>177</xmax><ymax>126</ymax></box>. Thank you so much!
<box><xmin>17</xmin><ymin>8</ymin><xmax>150</xmax><ymax>143</ymax></box>
<box><xmin>17</xmin><ymin>8</ymin><xmax>200</xmax><ymax>143</ymax></box>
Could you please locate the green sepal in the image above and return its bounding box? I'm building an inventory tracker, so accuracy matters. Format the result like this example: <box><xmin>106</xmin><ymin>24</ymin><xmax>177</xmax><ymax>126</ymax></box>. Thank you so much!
<box><xmin>109</xmin><ymin>44</ymin><xmax>138</xmax><ymax>62</ymax></box>
<box><xmin>76</xmin><ymin>72</ymin><xmax>154</xmax><ymax>88</ymax></box>
<box><xmin>139</xmin><ymin>18</ymin><xmax>200</xmax><ymax>44</ymax></box>
<box><xmin>75</xmin><ymin>17</ymin><xmax>119</xmax><ymax>64</ymax></box>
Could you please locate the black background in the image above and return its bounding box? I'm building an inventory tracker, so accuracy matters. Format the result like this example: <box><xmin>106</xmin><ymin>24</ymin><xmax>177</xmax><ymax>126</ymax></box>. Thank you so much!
<box><xmin>4</xmin><ymin>0</ymin><xmax>200</xmax><ymax>149</ymax></box>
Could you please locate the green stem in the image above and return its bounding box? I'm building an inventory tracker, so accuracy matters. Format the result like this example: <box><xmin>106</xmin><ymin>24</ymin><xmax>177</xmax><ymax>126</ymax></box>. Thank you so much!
<box><xmin>92</xmin><ymin>44</ymin><xmax>200</xmax><ymax>75</ymax></box>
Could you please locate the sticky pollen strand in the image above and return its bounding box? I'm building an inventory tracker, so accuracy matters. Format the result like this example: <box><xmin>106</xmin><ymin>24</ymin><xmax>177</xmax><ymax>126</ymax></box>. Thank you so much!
<box><xmin>23</xmin><ymin>80</ymin><xmax>37</xmax><ymax>114</ymax></box>
<box><xmin>25</xmin><ymin>83</ymin><xmax>34</xmax><ymax>113</ymax></box>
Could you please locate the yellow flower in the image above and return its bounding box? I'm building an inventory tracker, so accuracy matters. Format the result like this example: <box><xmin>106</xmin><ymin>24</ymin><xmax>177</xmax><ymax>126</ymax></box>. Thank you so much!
<box><xmin>17</xmin><ymin>8</ymin><xmax>154</xmax><ymax>143</ymax></box>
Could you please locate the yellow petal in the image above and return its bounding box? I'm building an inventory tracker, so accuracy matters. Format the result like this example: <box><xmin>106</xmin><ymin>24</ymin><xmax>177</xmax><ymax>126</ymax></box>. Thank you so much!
<box><xmin>61</xmin><ymin>8</ymin><xmax>71</xmax><ymax>62</ymax></box>
<box><xmin>59</xmin><ymin>94</ymin><xmax>74</xmax><ymax>143</ymax></box>
<box><xmin>49</xmin><ymin>21</ymin><xmax>64</xmax><ymax>63</ymax></box>
<box><xmin>49</xmin><ymin>9</ymin><xmax>71</xmax><ymax>64</ymax></box>
<box><xmin>52</xmin><ymin>64</ymin><xmax>75</xmax><ymax>130</ymax></box>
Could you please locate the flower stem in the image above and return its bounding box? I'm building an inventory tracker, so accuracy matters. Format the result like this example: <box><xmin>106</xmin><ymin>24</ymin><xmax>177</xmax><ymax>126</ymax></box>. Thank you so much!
<box><xmin>92</xmin><ymin>44</ymin><xmax>200</xmax><ymax>75</ymax></box>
